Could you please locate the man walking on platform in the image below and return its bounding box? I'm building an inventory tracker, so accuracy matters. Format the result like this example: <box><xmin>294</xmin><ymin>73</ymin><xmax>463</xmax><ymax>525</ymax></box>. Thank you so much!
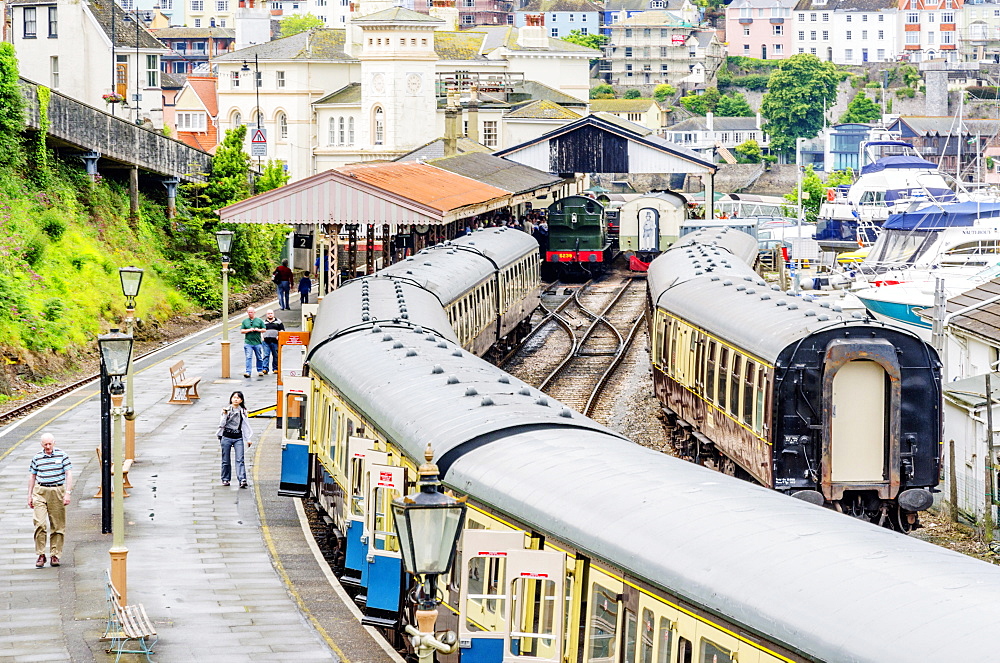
<box><xmin>241</xmin><ymin>307</ymin><xmax>266</xmax><ymax>378</ymax></box>
<box><xmin>272</xmin><ymin>260</ymin><xmax>293</xmax><ymax>310</ymax></box>
<box><xmin>27</xmin><ymin>433</ymin><xmax>72</xmax><ymax>568</ymax></box>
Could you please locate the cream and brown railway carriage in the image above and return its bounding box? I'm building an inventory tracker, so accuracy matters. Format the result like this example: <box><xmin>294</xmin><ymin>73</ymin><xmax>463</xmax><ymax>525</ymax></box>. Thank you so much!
<box><xmin>618</xmin><ymin>191</ymin><xmax>688</xmax><ymax>262</ymax></box>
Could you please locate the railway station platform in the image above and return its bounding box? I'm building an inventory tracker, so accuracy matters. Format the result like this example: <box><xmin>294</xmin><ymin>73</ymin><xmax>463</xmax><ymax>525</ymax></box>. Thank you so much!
<box><xmin>0</xmin><ymin>298</ymin><xmax>402</xmax><ymax>663</ymax></box>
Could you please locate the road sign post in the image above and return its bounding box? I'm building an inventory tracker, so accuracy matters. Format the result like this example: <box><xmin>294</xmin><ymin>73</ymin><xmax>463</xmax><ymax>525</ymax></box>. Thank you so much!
<box><xmin>251</xmin><ymin>127</ymin><xmax>267</xmax><ymax>157</ymax></box>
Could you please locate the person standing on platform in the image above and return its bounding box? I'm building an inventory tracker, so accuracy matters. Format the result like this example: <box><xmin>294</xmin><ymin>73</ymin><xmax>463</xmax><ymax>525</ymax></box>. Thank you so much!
<box><xmin>261</xmin><ymin>309</ymin><xmax>285</xmax><ymax>375</ymax></box>
<box><xmin>272</xmin><ymin>260</ymin><xmax>293</xmax><ymax>311</ymax></box>
<box><xmin>241</xmin><ymin>307</ymin><xmax>266</xmax><ymax>378</ymax></box>
<box><xmin>27</xmin><ymin>433</ymin><xmax>72</xmax><ymax>568</ymax></box>
<box><xmin>298</xmin><ymin>271</ymin><xmax>312</xmax><ymax>304</ymax></box>
<box><xmin>216</xmin><ymin>391</ymin><xmax>253</xmax><ymax>488</ymax></box>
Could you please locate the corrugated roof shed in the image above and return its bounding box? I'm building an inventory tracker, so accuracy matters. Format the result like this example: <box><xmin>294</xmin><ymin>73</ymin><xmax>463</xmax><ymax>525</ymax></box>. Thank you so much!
<box><xmin>314</xmin><ymin>83</ymin><xmax>362</xmax><ymax>105</ymax></box>
<box><xmin>427</xmin><ymin>152</ymin><xmax>565</xmax><ymax>194</ymax></box>
<box><xmin>338</xmin><ymin>162</ymin><xmax>510</xmax><ymax>213</ymax></box>
<box><xmin>215</xmin><ymin>28</ymin><xmax>354</xmax><ymax>61</ymax></box>
<box><xmin>505</xmin><ymin>99</ymin><xmax>581</xmax><ymax>120</ymax></box>
<box><xmin>945</xmin><ymin>279</ymin><xmax>1000</xmax><ymax>342</ymax></box>
<box><xmin>151</xmin><ymin>26</ymin><xmax>235</xmax><ymax>39</ymax></box>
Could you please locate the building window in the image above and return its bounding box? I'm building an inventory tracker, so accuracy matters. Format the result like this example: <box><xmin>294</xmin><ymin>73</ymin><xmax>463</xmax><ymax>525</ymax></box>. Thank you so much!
<box><xmin>878</xmin><ymin>30</ymin><xmax>884</xmax><ymax>39</ymax></box>
<box><xmin>461</xmin><ymin>14</ymin><xmax>474</xmax><ymax>25</ymax></box>
<box><xmin>877</xmin><ymin>48</ymin><xmax>885</xmax><ymax>59</ymax></box>
<box><xmin>822</xmin><ymin>12</ymin><xmax>829</xmax><ymax>20</ymax></box>
<box><xmin>773</xmin><ymin>25</ymin><xmax>783</xmax><ymax>35</ymax></box>
<box><xmin>928</xmin><ymin>13</ymin><xmax>935</xmax><ymax>22</ymax></box>
<box><xmin>194</xmin><ymin>18</ymin><xmax>201</xmax><ymax>26</ymax></box>
<box><xmin>862</xmin><ymin>13</ymin><xmax>868</xmax><ymax>21</ymax></box>
<box><xmin>162</xmin><ymin>0</ymin><xmax>173</xmax><ymax>7</ymax></box>
<box><xmin>173</xmin><ymin>61</ymin><xmax>186</xmax><ymax>73</ymax></box>
<box><xmin>810</xmin><ymin>12</ymin><xmax>816</xmax><ymax>20</ymax></box>
<box><xmin>878</xmin><ymin>13</ymin><xmax>883</xmax><ymax>21</ymax></box>
<box><xmin>146</xmin><ymin>55</ymin><xmax>158</xmax><ymax>87</ymax></box>
<box><xmin>232</xmin><ymin>111</ymin><xmax>241</xmax><ymax>128</ymax></box>
<box><xmin>845</xmin><ymin>48</ymin><xmax>853</xmax><ymax>60</ymax></box>
<box><xmin>625</xmin><ymin>28</ymin><xmax>632</xmax><ymax>37</ymax></box>
<box><xmin>943</xmin><ymin>31</ymin><xmax>954</xmax><ymax>44</ymax></box>
<box><xmin>338</xmin><ymin>116</ymin><xmax>345</xmax><ymax>144</ymax></box>
<box><xmin>277</xmin><ymin>112</ymin><xmax>287</xmax><ymax>139</ymax></box>
<box><xmin>121</xmin><ymin>0</ymin><xmax>133</xmax><ymax>9</ymax></box>
<box><xmin>231</xmin><ymin>70</ymin><xmax>240</xmax><ymax>88</ymax></box>
<box><xmin>942</xmin><ymin>12</ymin><xmax>953</xmax><ymax>22</ymax></box>
<box><xmin>625</xmin><ymin>46</ymin><xmax>632</xmax><ymax>57</ymax></box>
<box><xmin>845</xmin><ymin>31</ymin><xmax>851</xmax><ymax>39</ymax></box>
<box><xmin>216</xmin><ymin>0</ymin><xmax>228</xmax><ymax>10</ymax></box>
<box><xmin>743</xmin><ymin>44</ymin><xmax>750</xmax><ymax>53</ymax></box>
<box><xmin>797</xmin><ymin>12</ymin><xmax>804</xmax><ymax>20</ymax></box>
<box><xmin>23</xmin><ymin>7</ymin><xmax>37</xmax><ymax>38</ymax></box>
<box><xmin>743</xmin><ymin>27</ymin><xmax>750</xmax><ymax>36</ymax></box>
<box><xmin>254</xmin><ymin>71</ymin><xmax>262</xmax><ymax>88</ymax></box>
<box><xmin>822</xmin><ymin>30</ymin><xmax>829</xmax><ymax>39</ymax></box>
<box><xmin>49</xmin><ymin>56</ymin><xmax>59</xmax><ymax>88</ymax></box>
<box><xmin>625</xmin><ymin>64</ymin><xmax>633</xmax><ymax>71</ymax></box>
<box><xmin>328</xmin><ymin>117</ymin><xmax>336</xmax><ymax>145</ymax></box>
<box><xmin>373</xmin><ymin>106</ymin><xmax>384</xmax><ymax>145</ymax></box>
<box><xmin>177</xmin><ymin>112</ymin><xmax>207</xmax><ymax>131</ymax></box>
<box><xmin>581</xmin><ymin>27</ymin><xmax>588</xmax><ymax>34</ymax></box>
<box><xmin>47</xmin><ymin>7</ymin><xmax>57</xmax><ymax>37</ymax></box>
<box><xmin>550</xmin><ymin>28</ymin><xmax>558</xmax><ymax>37</ymax></box>
<box><xmin>627</xmin><ymin>112</ymin><xmax>642</xmax><ymax>122</ymax></box>
<box><xmin>191</xmin><ymin>0</ymin><xmax>204</xmax><ymax>10</ymax></box>
<box><xmin>483</xmin><ymin>120</ymin><xmax>497</xmax><ymax>148</ymax></box>
<box><xmin>907</xmin><ymin>12</ymin><xmax>918</xmax><ymax>23</ymax></box>
<box><xmin>276</xmin><ymin>71</ymin><xmax>285</xmax><ymax>88</ymax></box>
<box><xmin>905</xmin><ymin>31</ymin><xmax>918</xmax><ymax>44</ymax></box>
<box><xmin>773</xmin><ymin>43</ymin><xmax>783</xmax><ymax>53</ymax></box>
<box><xmin>798</xmin><ymin>30</ymin><xmax>804</xmax><ymax>40</ymax></box>
<box><xmin>928</xmin><ymin>31</ymin><xmax>935</xmax><ymax>44</ymax></box>
<box><xmin>569</xmin><ymin>13</ymin><xmax>574</xmax><ymax>21</ymax></box>
<box><xmin>811</xmin><ymin>30</ymin><xmax>817</xmax><ymax>40</ymax></box>
<box><xmin>660</xmin><ymin>28</ymin><xmax>669</xmax><ymax>37</ymax></box>
<box><xmin>862</xmin><ymin>30</ymin><xmax>867</xmax><ymax>39</ymax></box>
<box><xmin>348</xmin><ymin>116</ymin><xmax>354</xmax><ymax>145</ymax></box>
<box><xmin>219</xmin><ymin>18</ymin><xmax>226</xmax><ymax>26</ymax></box>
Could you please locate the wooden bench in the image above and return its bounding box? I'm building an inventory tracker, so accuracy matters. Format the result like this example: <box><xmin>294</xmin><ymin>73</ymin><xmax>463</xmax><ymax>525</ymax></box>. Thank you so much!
<box><xmin>168</xmin><ymin>360</ymin><xmax>202</xmax><ymax>405</ymax></box>
<box><xmin>103</xmin><ymin>571</ymin><xmax>157</xmax><ymax>662</ymax></box>
<box><xmin>93</xmin><ymin>447</ymin><xmax>133</xmax><ymax>498</ymax></box>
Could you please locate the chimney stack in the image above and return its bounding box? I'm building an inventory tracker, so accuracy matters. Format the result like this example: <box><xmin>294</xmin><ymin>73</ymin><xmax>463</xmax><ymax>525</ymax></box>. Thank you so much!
<box><xmin>444</xmin><ymin>89</ymin><xmax>460</xmax><ymax>157</ymax></box>
<box><xmin>466</xmin><ymin>86</ymin><xmax>480</xmax><ymax>143</ymax></box>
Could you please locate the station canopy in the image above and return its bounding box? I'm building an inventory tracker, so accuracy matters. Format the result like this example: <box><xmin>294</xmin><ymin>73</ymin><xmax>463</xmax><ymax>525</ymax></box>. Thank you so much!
<box><xmin>218</xmin><ymin>162</ymin><xmax>513</xmax><ymax>227</ymax></box>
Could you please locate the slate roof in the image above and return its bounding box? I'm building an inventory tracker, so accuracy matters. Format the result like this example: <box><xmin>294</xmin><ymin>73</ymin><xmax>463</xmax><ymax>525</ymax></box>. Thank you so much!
<box><xmin>397</xmin><ymin>138</ymin><xmax>494</xmax><ymax>161</ymax></box>
<box><xmin>512</xmin><ymin>80</ymin><xmax>588</xmax><ymax>107</ymax></box>
<box><xmin>353</xmin><ymin>6</ymin><xmax>444</xmax><ymax>22</ymax></box>
<box><xmin>336</xmin><ymin>162</ymin><xmax>510</xmax><ymax>213</ymax></box>
<box><xmin>616</xmin><ymin>9</ymin><xmax>690</xmax><ymax>26</ymax></box>
<box><xmin>435</xmin><ymin>32</ymin><xmax>488</xmax><ymax>60</ymax></box>
<box><xmin>516</xmin><ymin>0</ymin><xmax>602</xmax><ymax>12</ymax></box>
<box><xmin>160</xmin><ymin>71</ymin><xmax>187</xmax><ymax>89</ymax></box>
<box><xmin>664</xmin><ymin>116</ymin><xmax>759</xmax><ymax>131</ymax></box>
<box><xmin>428</xmin><ymin>152</ymin><xmax>565</xmax><ymax>195</ymax></box>
<box><xmin>505</xmin><ymin>99</ymin><xmax>582</xmax><ymax>119</ymax></box>
<box><xmin>313</xmin><ymin>83</ymin><xmax>362</xmax><ymax>105</ymax></box>
<box><xmin>943</xmin><ymin>278</ymin><xmax>1000</xmax><ymax>342</ymax></box>
<box><xmin>891</xmin><ymin>116</ymin><xmax>1000</xmax><ymax>137</ymax></box>
<box><xmin>793</xmin><ymin>0</ymin><xmax>894</xmax><ymax>10</ymax></box>
<box><xmin>88</xmin><ymin>0</ymin><xmax>167</xmax><ymax>50</ymax></box>
<box><xmin>589</xmin><ymin>99</ymin><xmax>658</xmax><ymax>113</ymax></box>
<box><xmin>151</xmin><ymin>27</ymin><xmax>235</xmax><ymax>39</ymax></box>
<box><xmin>214</xmin><ymin>28</ymin><xmax>354</xmax><ymax>61</ymax></box>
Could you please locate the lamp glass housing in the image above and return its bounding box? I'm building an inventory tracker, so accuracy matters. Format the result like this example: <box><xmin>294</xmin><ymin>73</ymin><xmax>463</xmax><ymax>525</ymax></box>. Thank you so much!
<box><xmin>97</xmin><ymin>331</ymin><xmax>134</xmax><ymax>378</ymax></box>
<box><xmin>119</xmin><ymin>266</ymin><xmax>144</xmax><ymax>299</ymax></box>
<box><xmin>392</xmin><ymin>486</ymin><xmax>466</xmax><ymax>576</ymax></box>
<box><xmin>215</xmin><ymin>230</ymin><xmax>234</xmax><ymax>255</ymax></box>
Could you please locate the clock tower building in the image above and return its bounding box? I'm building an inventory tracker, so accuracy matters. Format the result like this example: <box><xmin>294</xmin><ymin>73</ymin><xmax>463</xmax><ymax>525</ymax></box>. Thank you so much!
<box><xmin>353</xmin><ymin>7</ymin><xmax>442</xmax><ymax>156</ymax></box>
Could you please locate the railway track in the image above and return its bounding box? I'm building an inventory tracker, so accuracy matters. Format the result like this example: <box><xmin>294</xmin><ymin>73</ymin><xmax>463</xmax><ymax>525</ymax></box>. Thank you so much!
<box><xmin>504</xmin><ymin>274</ymin><xmax>646</xmax><ymax>416</ymax></box>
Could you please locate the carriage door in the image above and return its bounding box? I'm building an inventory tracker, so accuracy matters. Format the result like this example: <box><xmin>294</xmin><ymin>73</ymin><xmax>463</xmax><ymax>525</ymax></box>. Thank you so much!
<box><xmin>345</xmin><ymin>437</ymin><xmax>380</xmax><ymax>578</ymax></box>
<box><xmin>831</xmin><ymin>360</ymin><xmax>886</xmax><ymax>482</ymax></box>
<box><xmin>363</xmin><ymin>463</ymin><xmax>404</xmax><ymax>612</ymax></box>
<box><xmin>506</xmin><ymin>548</ymin><xmax>565</xmax><ymax>662</ymax></box>
<box><xmin>278</xmin><ymin>377</ymin><xmax>310</xmax><ymax>497</ymax></box>
<box><xmin>460</xmin><ymin>530</ymin><xmax>524</xmax><ymax>663</ymax></box>
<box><xmin>638</xmin><ymin>208</ymin><xmax>659</xmax><ymax>252</ymax></box>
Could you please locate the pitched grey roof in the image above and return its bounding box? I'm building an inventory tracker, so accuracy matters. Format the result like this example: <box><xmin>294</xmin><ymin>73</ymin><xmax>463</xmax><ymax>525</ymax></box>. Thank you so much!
<box><xmin>313</xmin><ymin>83</ymin><xmax>362</xmax><ymax>105</ymax></box>
<box><xmin>893</xmin><ymin>116</ymin><xmax>1000</xmax><ymax>136</ymax></box>
<box><xmin>943</xmin><ymin>278</ymin><xmax>1000</xmax><ymax>342</ymax></box>
<box><xmin>396</xmin><ymin>138</ymin><xmax>494</xmax><ymax>162</ymax></box>
<box><xmin>475</xmin><ymin>26</ymin><xmax>598</xmax><ymax>53</ymax></box>
<box><xmin>604</xmin><ymin>0</ymin><xmax>690</xmax><ymax>10</ymax></box>
<box><xmin>505</xmin><ymin>99</ymin><xmax>582</xmax><ymax>119</ymax></box>
<box><xmin>352</xmin><ymin>6</ymin><xmax>444</xmax><ymax>23</ymax></box>
<box><xmin>664</xmin><ymin>116</ymin><xmax>759</xmax><ymax>131</ymax></box>
<box><xmin>512</xmin><ymin>80</ymin><xmax>589</xmax><ymax>107</ymax></box>
<box><xmin>428</xmin><ymin>152</ymin><xmax>566</xmax><ymax>194</ymax></box>
<box><xmin>793</xmin><ymin>0</ymin><xmax>895</xmax><ymax>10</ymax></box>
<box><xmin>516</xmin><ymin>0</ymin><xmax>602</xmax><ymax>12</ymax></box>
<box><xmin>214</xmin><ymin>28</ymin><xmax>354</xmax><ymax>62</ymax></box>
<box><xmin>88</xmin><ymin>0</ymin><xmax>167</xmax><ymax>50</ymax></box>
<box><xmin>151</xmin><ymin>27</ymin><xmax>235</xmax><ymax>39</ymax></box>
<box><xmin>160</xmin><ymin>71</ymin><xmax>187</xmax><ymax>89</ymax></box>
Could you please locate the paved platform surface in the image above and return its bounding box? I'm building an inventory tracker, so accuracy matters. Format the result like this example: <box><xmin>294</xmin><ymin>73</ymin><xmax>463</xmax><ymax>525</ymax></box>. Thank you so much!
<box><xmin>0</xmin><ymin>298</ymin><xmax>401</xmax><ymax>663</ymax></box>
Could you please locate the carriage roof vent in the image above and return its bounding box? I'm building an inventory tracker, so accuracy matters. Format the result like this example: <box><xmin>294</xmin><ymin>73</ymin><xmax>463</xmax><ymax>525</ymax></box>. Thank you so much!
<box><xmin>804</xmin><ymin>310</ymin><xmax>817</xmax><ymax>316</ymax></box>
<box><xmin>432</xmin><ymin>365</ymin><xmax>444</xmax><ymax>374</ymax></box>
<box><xmin>424</xmin><ymin>334</ymin><xmax>436</xmax><ymax>342</ymax></box>
<box><xmin>382</xmin><ymin>334</ymin><xmax>393</xmax><ymax>342</ymax></box>
<box><xmin>447</xmin><ymin>375</ymin><xmax>460</xmax><ymax>384</ymax></box>
<box><xmin>519</xmin><ymin>387</ymin><xmax>531</xmax><ymax>396</ymax></box>
<box><xmin>771</xmin><ymin>285</ymin><xmax>781</xmax><ymax>291</ymax></box>
<box><xmin>736</xmin><ymin>285</ymin><xmax>746</xmax><ymax>291</ymax></box>
<box><xmin>498</xmin><ymin>375</ymin><xmax>510</xmax><ymax>384</ymax></box>
<box><xmin>852</xmin><ymin>312</ymin><xmax>865</xmax><ymax>319</ymax></box>
<box><xmin>560</xmin><ymin>408</ymin><xmax>573</xmax><ymax>418</ymax></box>
<box><xmin>361</xmin><ymin>314</ymin><xmax>370</xmax><ymax>322</ymax></box>
<box><xmin>413</xmin><ymin>326</ymin><xmax>424</xmax><ymax>334</ymax></box>
<box><xmin>438</xmin><ymin>341</ymin><xmax>448</xmax><ymax>348</ymax></box>
<box><xmin>760</xmin><ymin>294</ymin><xmax>771</xmax><ymax>300</ymax></box>
<box><xmin>723</xmin><ymin>280</ymin><xmax>733</xmax><ymax>286</ymax></box>
<box><xmin>405</xmin><ymin>257</ymin><xmax>414</xmax><ymax>261</ymax></box>
<box><xmin>819</xmin><ymin>301</ymin><xmax>831</xmax><ymax>309</ymax></box>
<box><xmin>536</xmin><ymin>396</ymin><xmax>548</xmax><ymax>406</ymax></box>
<box><xmin>406</xmin><ymin>349</ymin><xmax>418</xmax><ymax>357</ymax></box>
<box><xmin>405</xmin><ymin>270</ymin><xmax>413</xmax><ymax>275</ymax></box>
<box><xmin>393</xmin><ymin>342</ymin><xmax>404</xmax><ymax>349</ymax></box>
<box><xmin>743</xmin><ymin>276</ymin><xmax>754</xmax><ymax>282</ymax></box>
<box><xmin>424</xmin><ymin>262</ymin><xmax>433</xmax><ymax>266</ymax></box>
<box><xmin>832</xmin><ymin>305</ymin><xmax>843</xmax><ymax>312</ymax></box>
<box><xmin>372</xmin><ymin>326</ymin><xmax>383</xmax><ymax>333</ymax></box>
<box><xmin>818</xmin><ymin>314</ymin><xmax>830</xmax><ymax>321</ymax></box>
<box><xmin>695</xmin><ymin>270</ymin><xmax>704</xmax><ymax>275</ymax></box>
<box><xmin>787</xmin><ymin>303</ymin><xmax>799</xmax><ymax>310</ymax></box>
<box><xmin>776</xmin><ymin>300</ymin><xmax>787</xmax><ymax>307</ymax></box>
<box><xmin>746</xmin><ymin>289</ymin><xmax>756</xmax><ymax>295</ymax></box>
<box><xmin>710</xmin><ymin>275</ymin><xmax>720</xmax><ymax>281</ymax></box>
<box><xmin>452</xmin><ymin>349</ymin><xmax>463</xmax><ymax>357</ymax></box>
<box><xmin>481</xmin><ymin>396</ymin><xmax>495</xmax><ymax>406</ymax></box>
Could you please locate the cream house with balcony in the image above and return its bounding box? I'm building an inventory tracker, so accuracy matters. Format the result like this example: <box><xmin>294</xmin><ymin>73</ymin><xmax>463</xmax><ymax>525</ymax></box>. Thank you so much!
<box><xmin>662</xmin><ymin>112</ymin><xmax>768</xmax><ymax>158</ymax></box>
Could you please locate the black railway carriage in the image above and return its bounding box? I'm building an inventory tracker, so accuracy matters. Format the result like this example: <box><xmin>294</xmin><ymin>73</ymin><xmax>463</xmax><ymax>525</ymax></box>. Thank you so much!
<box><xmin>283</xmin><ymin>225</ymin><xmax>1000</xmax><ymax>663</ymax></box>
<box><xmin>647</xmin><ymin>227</ymin><xmax>941</xmax><ymax>529</ymax></box>
<box><xmin>545</xmin><ymin>195</ymin><xmax>615</xmax><ymax>273</ymax></box>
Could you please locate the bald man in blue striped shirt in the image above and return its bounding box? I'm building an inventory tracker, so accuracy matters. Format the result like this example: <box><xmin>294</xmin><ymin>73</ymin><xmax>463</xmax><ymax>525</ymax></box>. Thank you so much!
<box><xmin>27</xmin><ymin>433</ymin><xmax>73</xmax><ymax>568</ymax></box>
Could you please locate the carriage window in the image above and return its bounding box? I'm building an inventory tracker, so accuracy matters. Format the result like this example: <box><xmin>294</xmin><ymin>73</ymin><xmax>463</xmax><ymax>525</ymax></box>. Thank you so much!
<box><xmin>638</xmin><ymin>609</ymin><xmax>654</xmax><ymax>663</ymax></box>
<box><xmin>350</xmin><ymin>456</ymin><xmax>364</xmax><ymax>515</ymax></box>
<box><xmin>372</xmin><ymin>485</ymin><xmax>400</xmax><ymax>551</ymax></box>
<box><xmin>510</xmin><ymin>575</ymin><xmax>558</xmax><ymax>657</ymax></box>
<box><xmin>669</xmin><ymin>323</ymin><xmax>678</xmax><ymax>376</ymax></box>
<box><xmin>717</xmin><ymin>348</ymin><xmax>729</xmax><ymax>410</ymax></box>
<box><xmin>694</xmin><ymin>335</ymin><xmax>705</xmax><ymax>394</ymax></box>
<box><xmin>730</xmin><ymin>356</ymin><xmax>742</xmax><ymax>418</ymax></box>
<box><xmin>655</xmin><ymin>617</ymin><xmax>672</xmax><ymax>663</ymax></box>
<box><xmin>466</xmin><ymin>555</ymin><xmax>508</xmax><ymax>632</ymax></box>
<box><xmin>624</xmin><ymin>611</ymin><xmax>638</xmax><ymax>663</ymax></box>
<box><xmin>706</xmin><ymin>341</ymin><xmax>717</xmax><ymax>402</ymax></box>
<box><xmin>677</xmin><ymin>637</ymin><xmax>692</xmax><ymax>663</ymax></box>
<box><xmin>756</xmin><ymin>365</ymin><xmax>767</xmax><ymax>434</ymax></box>
<box><xmin>587</xmin><ymin>584</ymin><xmax>618</xmax><ymax>661</ymax></box>
<box><xmin>699</xmin><ymin>639</ymin><xmax>733</xmax><ymax>663</ymax></box>
<box><xmin>743</xmin><ymin>359</ymin><xmax>755</xmax><ymax>425</ymax></box>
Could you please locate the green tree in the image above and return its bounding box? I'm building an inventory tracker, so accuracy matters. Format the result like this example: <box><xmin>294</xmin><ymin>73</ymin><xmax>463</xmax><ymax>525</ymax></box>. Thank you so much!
<box><xmin>205</xmin><ymin>126</ymin><xmax>251</xmax><ymax>209</ymax></box>
<box><xmin>840</xmin><ymin>92</ymin><xmax>882</xmax><ymax>123</ymax></box>
<box><xmin>679</xmin><ymin>87</ymin><xmax>721</xmax><ymax>115</ymax></box>
<box><xmin>734</xmin><ymin>139</ymin><xmax>763</xmax><ymax>163</ymax></box>
<box><xmin>782</xmin><ymin>166</ymin><xmax>825</xmax><ymax>223</ymax></box>
<box><xmin>760</xmin><ymin>54</ymin><xmax>839</xmax><ymax>156</ymax></box>
<box><xmin>623</xmin><ymin>89</ymin><xmax>642</xmax><ymax>99</ymax></box>
<box><xmin>0</xmin><ymin>42</ymin><xmax>25</xmax><ymax>167</ymax></box>
<box><xmin>653</xmin><ymin>84</ymin><xmax>676</xmax><ymax>102</ymax></box>
<box><xmin>256</xmin><ymin>159</ymin><xmax>290</xmax><ymax>194</ymax></box>
<box><xmin>279</xmin><ymin>13</ymin><xmax>325</xmax><ymax>37</ymax></box>
<box><xmin>590</xmin><ymin>84</ymin><xmax>615</xmax><ymax>99</ymax></box>
<box><xmin>562</xmin><ymin>30</ymin><xmax>606</xmax><ymax>67</ymax></box>
<box><xmin>715</xmin><ymin>92</ymin><xmax>754</xmax><ymax>117</ymax></box>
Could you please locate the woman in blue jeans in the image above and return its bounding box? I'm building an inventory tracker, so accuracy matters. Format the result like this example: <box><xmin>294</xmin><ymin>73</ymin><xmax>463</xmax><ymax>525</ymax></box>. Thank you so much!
<box><xmin>216</xmin><ymin>391</ymin><xmax>253</xmax><ymax>488</ymax></box>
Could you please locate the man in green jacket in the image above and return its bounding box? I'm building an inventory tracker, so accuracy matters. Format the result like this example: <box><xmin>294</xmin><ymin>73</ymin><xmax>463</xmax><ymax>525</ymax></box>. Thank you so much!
<box><xmin>241</xmin><ymin>307</ymin><xmax>266</xmax><ymax>378</ymax></box>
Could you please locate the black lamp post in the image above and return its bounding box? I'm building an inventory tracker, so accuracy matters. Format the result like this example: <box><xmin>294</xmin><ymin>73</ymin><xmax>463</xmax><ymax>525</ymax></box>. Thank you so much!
<box><xmin>216</xmin><ymin>230</ymin><xmax>234</xmax><ymax>378</ymax></box>
<box><xmin>391</xmin><ymin>445</ymin><xmax>466</xmax><ymax>663</ymax></box>
<box><xmin>241</xmin><ymin>54</ymin><xmax>262</xmax><ymax>173</ymax></box>
<box><xmin>118</xmin><ymin>266</ymin><xmax>143</xmax><ymax>461</ymax></box>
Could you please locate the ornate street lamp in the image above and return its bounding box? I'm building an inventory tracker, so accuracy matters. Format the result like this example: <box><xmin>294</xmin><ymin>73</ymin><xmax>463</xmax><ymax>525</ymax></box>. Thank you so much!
<box><xmin>216</xmin><ymin>230</ymin><xmax>234</xmax><ymax>378</ymax></box>
<box><xmin>392</xmin><ymin>445</ymin><xmax>466</xmax><ymax>663</ymax></box>
<box><xmin>118</xmin><ymin>266</ymin><xmax>143</xmax><ymax>461</ymax></box>
<box><xmin>98</xmin><ymin>329</ymin><xmax>134</xmax><ymax>605</ymax></box>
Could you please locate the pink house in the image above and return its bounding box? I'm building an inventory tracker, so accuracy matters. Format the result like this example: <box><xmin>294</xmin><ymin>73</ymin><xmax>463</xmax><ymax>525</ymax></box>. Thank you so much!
<box><xmin>725</xmin><ymin>0</ymin><xmax>797</xmax><ymax>60</ymax></box>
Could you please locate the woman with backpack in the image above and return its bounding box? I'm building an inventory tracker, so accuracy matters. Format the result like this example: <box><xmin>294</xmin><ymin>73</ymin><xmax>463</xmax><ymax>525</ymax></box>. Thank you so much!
<box><xmin>216</xmin><ymin>391</ymin><xmax>253</xmax><ymax>488</ymax></box>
